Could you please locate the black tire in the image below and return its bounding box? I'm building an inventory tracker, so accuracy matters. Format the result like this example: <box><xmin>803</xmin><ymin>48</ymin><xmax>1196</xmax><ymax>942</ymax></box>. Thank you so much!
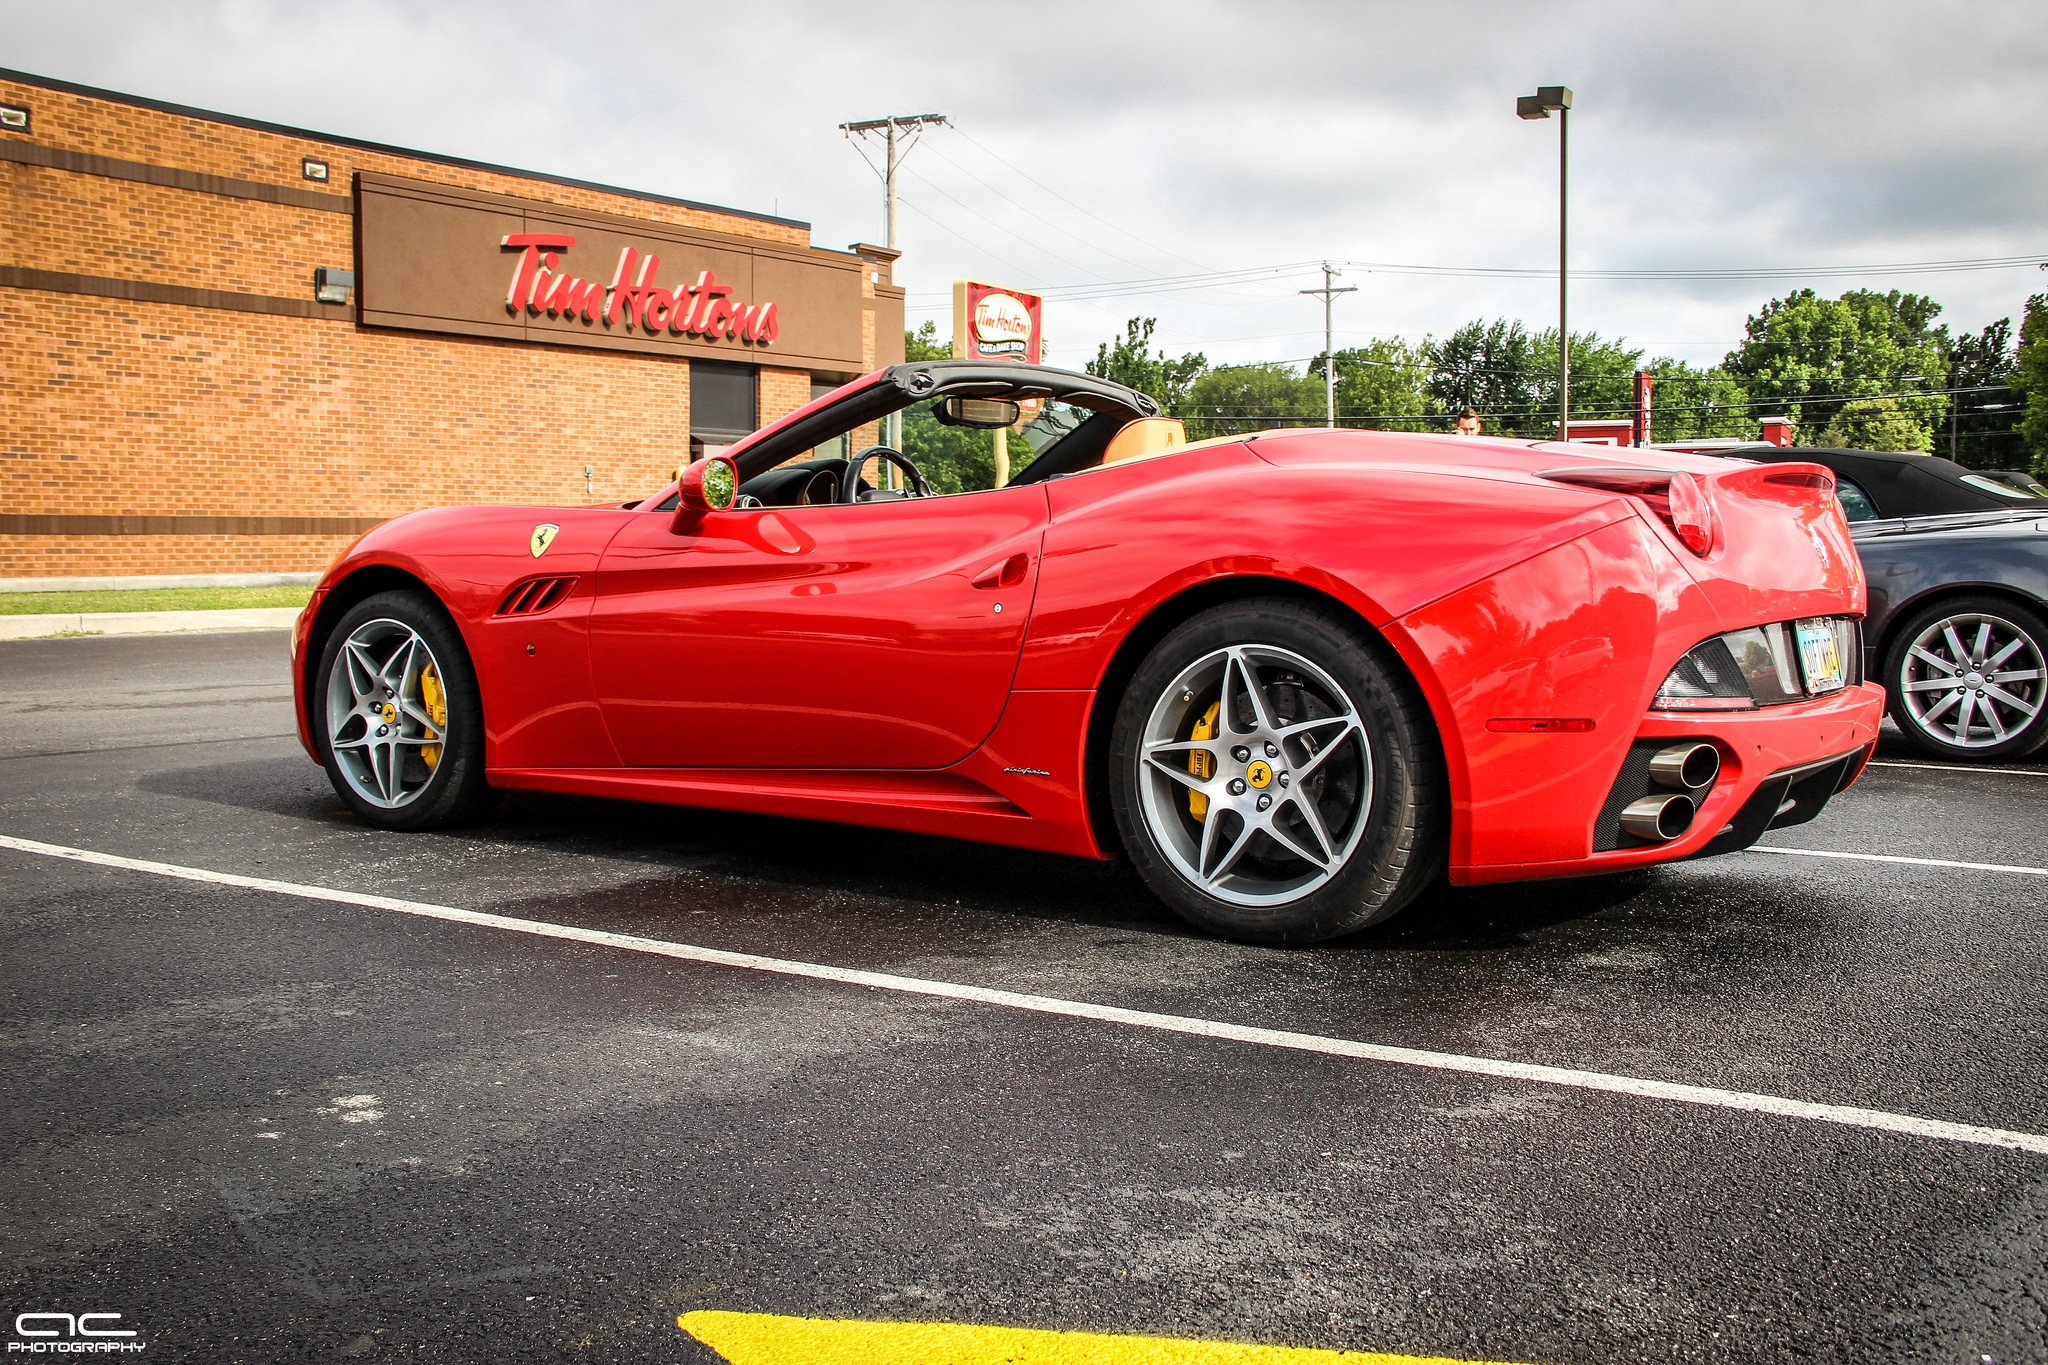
<box><xmin>1881</xmin><ymin>594</ymin><xmax>2048</xmax><ymax>762</ymax></box>
<box><xmin>313</xmin><ymin>589</ymin><xmax>492</xmax><ymax>830</ymax></box>
<box><xmin>1107</xmin><ymin>598</ymin><xmax>1445</xmax><ymax>944</ymax></box>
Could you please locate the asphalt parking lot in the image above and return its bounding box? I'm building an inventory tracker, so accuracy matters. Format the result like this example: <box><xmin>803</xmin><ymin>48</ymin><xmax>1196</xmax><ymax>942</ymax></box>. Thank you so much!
<box><xmin>2</xmin><ymin>632</ymin><xmax>2043</xmax><ymax>1364</ymax></box>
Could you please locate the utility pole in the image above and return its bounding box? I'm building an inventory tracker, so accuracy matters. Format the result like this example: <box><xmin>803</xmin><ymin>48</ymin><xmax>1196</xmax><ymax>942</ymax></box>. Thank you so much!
<box><xmin>839</xmin><ymin>113</ymin><xmax>948</xmax><ymax>464</ymax></box>
<box><xmin>839</xmin><ymin>112</ymin><xmax>949</xmax><ymax>256</ymax></box>
<box><xmin>1300</xmin><ymin>264</ymin><xmax>1356</xmax><ymax>427</ymax></box>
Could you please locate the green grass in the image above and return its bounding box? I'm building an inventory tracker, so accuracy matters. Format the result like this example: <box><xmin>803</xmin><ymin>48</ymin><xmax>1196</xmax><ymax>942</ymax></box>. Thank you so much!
<box><xmin>0</xmin><ymin>585</ymin><xmax>314</xmax><ymax>615</ymax></box>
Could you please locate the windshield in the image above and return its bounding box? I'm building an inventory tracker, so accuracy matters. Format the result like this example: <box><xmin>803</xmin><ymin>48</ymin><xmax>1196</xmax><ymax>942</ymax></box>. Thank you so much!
<box><xmin>1960</xmin><ymin>473</ymin><xmax>2047</xmax><ymax>502</ymax></box>
<box><xmin>896</xmin><ymin>399</ymin><xmax>1095</xmax><ymax>495</ymax></box>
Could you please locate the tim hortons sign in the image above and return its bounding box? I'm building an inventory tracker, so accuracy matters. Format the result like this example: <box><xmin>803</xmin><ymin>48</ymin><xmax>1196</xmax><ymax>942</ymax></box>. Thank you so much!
<box><xmin>952</xmin><ymin>280</ymin><xmax>1043</xmax><ymax>364</ymax></box>
<box><xmin>501</xmin><ymin>234</ymin><xmax>778</xmax><ymax>344</ymax></box>
<box><xmin>355</xmin><ymin>172</ymin><xmax>883</xmax><ymax>370</ymax></box>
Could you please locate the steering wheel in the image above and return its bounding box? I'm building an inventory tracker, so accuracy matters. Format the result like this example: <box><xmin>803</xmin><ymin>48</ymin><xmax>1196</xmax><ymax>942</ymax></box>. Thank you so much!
<box><xmin>840</xmin><ymin>445</ymin><xmax>934</xmax><ymax>503</ymax></box>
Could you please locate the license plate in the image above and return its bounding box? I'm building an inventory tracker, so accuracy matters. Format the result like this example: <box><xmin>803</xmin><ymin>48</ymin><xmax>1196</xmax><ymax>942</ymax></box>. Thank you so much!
<box><xmin>1795</xmin><ymin>618</ymin><xmax>1845</xmax><ymax>694</ymax></box>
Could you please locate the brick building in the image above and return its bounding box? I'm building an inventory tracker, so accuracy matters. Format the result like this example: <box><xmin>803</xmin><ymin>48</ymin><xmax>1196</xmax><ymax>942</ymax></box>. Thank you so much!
<box><xmin>0</xmin><ymin>70</ymin><xmax>905</xmax><ymax>580</ymax></box>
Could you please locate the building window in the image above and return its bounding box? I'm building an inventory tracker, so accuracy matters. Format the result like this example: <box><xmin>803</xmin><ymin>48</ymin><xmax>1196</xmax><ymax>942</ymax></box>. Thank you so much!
<box><xmin>690</xmin><ymin>361</ymin><xmax>757</xmax><ymax>460</ymax></box>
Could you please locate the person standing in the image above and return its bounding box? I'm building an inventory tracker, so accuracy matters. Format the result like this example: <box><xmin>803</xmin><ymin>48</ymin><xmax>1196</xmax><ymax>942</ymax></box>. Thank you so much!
<box><xmin>1453</xmin><ymin>406</ymin><xmax>1483</xmax><ymax>436</ymax></box>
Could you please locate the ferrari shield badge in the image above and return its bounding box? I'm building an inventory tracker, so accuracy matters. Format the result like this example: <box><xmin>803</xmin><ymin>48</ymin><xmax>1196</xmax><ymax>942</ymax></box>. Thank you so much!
<box><xmin>529</xmin><ymin>523</ymin><xmax>560</xmax><ymax>558</ymax></box>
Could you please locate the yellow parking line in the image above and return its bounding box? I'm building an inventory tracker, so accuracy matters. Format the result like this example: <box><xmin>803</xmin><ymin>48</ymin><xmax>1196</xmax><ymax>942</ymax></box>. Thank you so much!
<box><xmin>677</xmin><ymin>1311</ymin><xmax>1536</xmax><ymax>1364</ymax></box>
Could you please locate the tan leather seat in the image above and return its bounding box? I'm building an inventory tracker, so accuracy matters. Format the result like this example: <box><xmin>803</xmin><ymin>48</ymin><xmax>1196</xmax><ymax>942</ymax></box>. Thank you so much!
<box><xmin>1099</xmin><ymin>417</ymin><xmax>1189</xmax><ymax>466</ymax></box>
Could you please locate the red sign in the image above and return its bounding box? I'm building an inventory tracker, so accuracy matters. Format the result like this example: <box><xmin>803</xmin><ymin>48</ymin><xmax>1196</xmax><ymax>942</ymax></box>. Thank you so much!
<box><xmin>952</xmin><ymin>280</ymin><xmax>1042</xmax><ymax>364</ymax></box>
<box><xmin>501</xmin><ymin>233</ymin><xmax>779</xmax><ymax>346</ymax></box>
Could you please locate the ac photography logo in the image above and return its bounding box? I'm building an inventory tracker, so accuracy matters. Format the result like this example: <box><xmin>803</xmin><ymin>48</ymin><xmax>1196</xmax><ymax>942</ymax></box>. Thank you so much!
<box><xmin>8</xmin><ymin>1313</ymin><xmax>145</xmax><ymax>1354</ymax></box>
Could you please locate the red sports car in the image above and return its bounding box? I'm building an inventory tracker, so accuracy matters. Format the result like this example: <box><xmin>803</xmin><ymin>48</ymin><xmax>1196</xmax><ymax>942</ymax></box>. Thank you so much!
<box><xmin>292</xmin><ymin>361</ymin><xmax>1884</xmax><ymax>943</ymax></box>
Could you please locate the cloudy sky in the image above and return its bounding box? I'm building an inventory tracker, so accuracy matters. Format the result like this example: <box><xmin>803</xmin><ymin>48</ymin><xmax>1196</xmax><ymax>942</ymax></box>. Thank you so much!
<box><xmin>10</xmin><ymin>0</ymin><xmax>2047</xmax><ymax>376</ymax></box>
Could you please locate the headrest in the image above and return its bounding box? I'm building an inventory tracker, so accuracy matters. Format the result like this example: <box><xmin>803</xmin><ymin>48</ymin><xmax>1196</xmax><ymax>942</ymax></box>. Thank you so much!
<box><xmin>1100</xmin><ymin>417</ymin><xmax>1189</xmax><ymax>466</ymax></box>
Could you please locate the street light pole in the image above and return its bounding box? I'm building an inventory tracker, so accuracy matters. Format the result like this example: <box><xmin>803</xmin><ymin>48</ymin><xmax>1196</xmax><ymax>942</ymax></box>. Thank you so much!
<box><xmin>1518</xmin><ymin>85</ymin><xmax>1573</xmax><ymax>439</ymax></box>
<box><xmin>1300</xmin><ymin>263</ymin><xmax>1357</xmax><ymax>427</ymax></box>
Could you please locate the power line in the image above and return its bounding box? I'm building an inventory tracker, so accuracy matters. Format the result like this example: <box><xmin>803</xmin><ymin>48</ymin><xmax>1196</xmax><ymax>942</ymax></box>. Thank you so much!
<box><xmin>901</xmin><ymin>169</ymin><xmax>1109</xmax><ymax>281</ymax></box>
<box><xmin>1337</xmin><ymin>254</ymin><xmax>2047</xmax><ymax>281</ymax></box>
<box><xmin>894</xmin><ymin>196</ymin><xmax>1044</xmax><ymax>283</ymax></box>
<box><xmin>905</xmin><ymin>252</ymin><xmax>2046</xmax><ymax>306</ymax></box>
<box><xmin>949</xmin><ymin>127</ymin><xmax>1217</xmax><ymax>275</ymax></box>
<box><xmin>903</xmin><ymin>261</ymin><xmax>1325</xmax><ymax>303</ymax></box>
<box><xmin>916</xmin><ymin>141</ymin><xmax>1163</xmax><ymax>280</ymax></box>
<box><xmin>1188</xmin><ymin>381</ymin><xmax>2015</xmax><ymax>418</ymax></box>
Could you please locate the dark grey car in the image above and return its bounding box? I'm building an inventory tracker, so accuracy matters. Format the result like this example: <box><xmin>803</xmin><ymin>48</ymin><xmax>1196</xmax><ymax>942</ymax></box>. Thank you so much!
<box><xmin>1848</xmin><ymin>509</ymin><xmax>2048</xmax><ymax>761</ymax></box>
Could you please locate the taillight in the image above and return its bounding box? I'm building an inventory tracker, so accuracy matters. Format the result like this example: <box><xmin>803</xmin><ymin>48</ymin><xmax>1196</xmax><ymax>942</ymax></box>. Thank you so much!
<box><xmin>1665</xmin><ymin>472</ymin><xmax>1717</xmax><ymax>555</ymax></box>
<box><xmin>1538</xmin><ymin>466</ymin><xmax>1718</xmax><ymax>557</ymax></box>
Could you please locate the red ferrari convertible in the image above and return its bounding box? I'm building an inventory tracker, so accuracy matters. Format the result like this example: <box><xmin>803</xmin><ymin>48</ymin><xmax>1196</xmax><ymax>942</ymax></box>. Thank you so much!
<box><xmin>292</xmin><ymin>361</ymin><xmax>1884</xmax><ymax>943</ymax></box>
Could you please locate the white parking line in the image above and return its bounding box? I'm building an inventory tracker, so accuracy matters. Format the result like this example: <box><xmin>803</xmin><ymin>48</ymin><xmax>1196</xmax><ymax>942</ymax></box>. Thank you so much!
<box><xmin>1752</xmin><ymin>846</ymin><xmax>2047</xmax><ymax>877</ymax></box>
<box><xmin>1866</xmin><ymin>759</ymin><xmax>2048</xmax><ymax>778</ymax></box>
<box><xmin>5</xmin><ymin>833</ymin><xmax>2045</xmax><ymax>1159</ymax></box>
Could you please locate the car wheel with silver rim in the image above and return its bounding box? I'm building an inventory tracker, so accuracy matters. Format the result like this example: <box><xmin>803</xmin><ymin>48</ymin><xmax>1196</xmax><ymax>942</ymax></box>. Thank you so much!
<box><xmin>1882</xmin><ymin>593</ymin><xmax>2048</xmax><ymax>761</ymax></box>
<box><xmin>314</xmin><ymin>589</ymin><xmax>492</xmax><ymax>829</ymax></box>
<box><xmin>1108</xmin><ymin>598</ymin><xmax>1444</xmax><ymax>943</ymax></box>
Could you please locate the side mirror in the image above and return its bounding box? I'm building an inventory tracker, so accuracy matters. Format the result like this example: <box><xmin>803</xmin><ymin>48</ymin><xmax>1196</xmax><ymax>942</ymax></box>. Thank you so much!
<box><xmin>670</xmin><ymin>455</ymin><xmax>739</xmax><ymax>533</ymax></box>
<box><xmin>933</xmin><ymin>395</ymin><xmax>1022</xmax><ymax>430</ymax></box>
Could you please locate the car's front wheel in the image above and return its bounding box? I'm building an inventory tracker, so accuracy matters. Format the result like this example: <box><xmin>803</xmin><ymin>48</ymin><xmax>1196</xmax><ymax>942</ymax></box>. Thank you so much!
<box><xmin>314</xmin><ymin>589</ymin><xmax>491</xmax><ymax>830</ymax></box>
<box><xmin>1108</xmin><ymin>599</ymin><xmax>1444</xmax><ymax>944</ymax></box>
<box><xmin>1882</xmin><ymin>594</ymin><xmax>2048</xmax><ymax>761</ymax></box>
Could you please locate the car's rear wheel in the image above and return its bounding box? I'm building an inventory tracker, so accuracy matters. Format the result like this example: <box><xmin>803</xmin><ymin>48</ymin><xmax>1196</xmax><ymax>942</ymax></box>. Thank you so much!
<box><xmin>1883</xmin><ymin>594</ymin><xmax>2048</xmax><ymax>761</ymax></box>
<box><xmin>1108</xmin><ymin>599</ymin><xmax>1444</xmax><ymax>944</ymax></box>
<box><xmin>315</xmin><ymin>589</ymin><xmax>491</xmax><ymax>830</ymax></box>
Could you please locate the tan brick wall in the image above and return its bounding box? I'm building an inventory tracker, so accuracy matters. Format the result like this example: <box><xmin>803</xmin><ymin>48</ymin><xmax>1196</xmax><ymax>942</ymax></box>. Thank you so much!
<box><xmin>2</xmin><ymin>76</ymin><xmax>807</xmax><ymax>246</ymax></box>
<box><xmin>2</xmin><ymin>289</ymin><xmax>691</xmax><ymax>574</ymax></box>
<box><xmin>5</xmin><ymin>160</ymin><xmax>352</xmax><ymax>297</ymax></box>
<box><xmin>0</xmin><ymin>74</ymin><xmax>901</xmax><ymax>579</ymax></box>
<box><xmin>0</xmin><ymin>533</ymin><xmax>360</xmax><ymax>578</ymax></box>
<box><xmin>756</xmin><ymin>366</ymin><xmax>814</xmax><ymax>428</ymax></box>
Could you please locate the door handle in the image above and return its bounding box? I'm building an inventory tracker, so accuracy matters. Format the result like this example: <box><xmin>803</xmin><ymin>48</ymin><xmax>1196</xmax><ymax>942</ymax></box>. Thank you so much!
<box><xmin>971</xmin><ymin>554</ymin><xmax>1030</xmax><ymax>590</ymax></box>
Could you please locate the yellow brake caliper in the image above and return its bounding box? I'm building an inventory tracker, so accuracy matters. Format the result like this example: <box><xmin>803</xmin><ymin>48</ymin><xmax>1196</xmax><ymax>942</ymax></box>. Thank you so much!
<box><xmin>1187</xmin><ymin>702</ymin><xmax>1219</xmax><ymax>821</ymax></box>
<box><xmin>420</xmin><ymin>663</ymin><xmax>447</xmax><ymax>770</ymax></box>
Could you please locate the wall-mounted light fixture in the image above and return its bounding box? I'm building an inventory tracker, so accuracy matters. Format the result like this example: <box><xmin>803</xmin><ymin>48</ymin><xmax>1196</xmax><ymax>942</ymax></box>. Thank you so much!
<box><xmin>302</xmin><ymin>157</ymin><xmax>330</xmax><ymax>182</ymax></box>
<box><xmin>0</xmin><ymin>104</ymin><xmax>29</xmax><ymax>133</ymax></box>
<box><xmin>314</xmin><ymin>267</ymin><xmax>355</xmax><ymax>306</ymax></box>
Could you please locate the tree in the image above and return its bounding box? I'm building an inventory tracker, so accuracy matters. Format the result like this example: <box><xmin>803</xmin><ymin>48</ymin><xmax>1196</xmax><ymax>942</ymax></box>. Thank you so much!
<box><xmin>899</xmin><ymin>323</ymin><xmax>1027</xmax><ymax>493</ymax></box>
<box><xmin>2014</xmin><ymin>293</ymin><xmax>2048</xmax><ymax>477</ymax></box>
<box><xmin>1532</xmin><ymin>328</ymin><xmax>1646</xmax><ymax>432</ymax></box>
<box><xmin>1425</xmin><ymin>320</ymin><xmax>1646</xmax><ymax>437</ymax></box>
<box><xmin>1181</xmin><ymin>364</ymin><xmax>1323</xmax><ymax>439</ymax></box>
<box><xmin>1308</xmin><ymin>340</ymin><xmax>1431</xmax><ymax>429</ymax></box>
<box><xmin>1943</xmin><ymin>317</ymin><xmax>2021</xmax><ymax>468</ymax></box>
<box><xmin>905</xmin><ymin>319</ymin><xmax>950</xmax><ymax>362</ymax></box>
<box><xmin>1425</xmin><ymin>319</ymin><xmax>1546</xmax><ymax>435</ymax></box>
<box><xmin>1816</xmin><ymin>397</ymin><xmax>1934</xmax><ymax>453</ymax></box>
<box><xmin>1643</xmin><ymin>360</ymin><xmax>1753</xmax><ymax>442</ymax></box>
<box><xmin>1723</xmin><ymin>289</ymin><xmax>1950</xmax><ymax>450</ymax></box>
<box><xmin>1087</xmin><ymin>317</ymin><xmax>1208</xmax><ymax>412</ymax></box>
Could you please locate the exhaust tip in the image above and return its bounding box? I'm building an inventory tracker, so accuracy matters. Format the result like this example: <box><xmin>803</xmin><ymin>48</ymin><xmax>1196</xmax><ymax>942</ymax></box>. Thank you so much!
<box><xmin>1648</xmin><ymin>742</ymin><xmax>1720</xmax><ymax>792</ymax></box>
<box><xmin>1620</xmin><ymin>793</ymin><xmax>1696</xmax><ymax>843</ymax></box>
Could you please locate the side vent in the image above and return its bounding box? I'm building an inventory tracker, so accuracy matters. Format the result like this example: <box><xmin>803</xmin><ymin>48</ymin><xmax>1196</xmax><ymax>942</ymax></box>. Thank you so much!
<box><xmin>496</xmin><ymin>575</ymin><xmax>579</xmax><ymax>616</ymax></box>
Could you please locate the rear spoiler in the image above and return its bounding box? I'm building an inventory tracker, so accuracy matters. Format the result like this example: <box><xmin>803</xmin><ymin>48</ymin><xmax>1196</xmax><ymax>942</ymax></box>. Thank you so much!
<box><xmin>1539</xmin><ymin>462</ymin><xmax>1837</xmax><ymax>558</ymax></box>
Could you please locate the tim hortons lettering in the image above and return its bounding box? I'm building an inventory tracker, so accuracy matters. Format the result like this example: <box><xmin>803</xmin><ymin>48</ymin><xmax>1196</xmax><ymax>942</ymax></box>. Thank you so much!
<box><xmin>500</xmin><ymin>234</ymin><xmax>780</xmax><ymax>345</ymax></box>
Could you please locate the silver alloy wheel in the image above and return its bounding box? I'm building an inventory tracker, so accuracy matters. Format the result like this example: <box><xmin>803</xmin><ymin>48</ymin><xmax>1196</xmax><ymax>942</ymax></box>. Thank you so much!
<box><xmin>1897</xmin><ymin>610</ymin><xmax>2046</xmax><ymax>750</ymax></box>
<box><xmin>324</xmin><ymin>616</ymin><xmax>449</xmax><ymax>809</ymax></box>
<box><xmin>1135</xmin><ymin>643</ymin><xmax>1371</xmax><ymax>907</ymax></box>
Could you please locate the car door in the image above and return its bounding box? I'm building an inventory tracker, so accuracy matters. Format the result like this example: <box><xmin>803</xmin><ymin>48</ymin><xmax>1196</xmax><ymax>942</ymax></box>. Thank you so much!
<box><xmin>588</xmin><ymin>484</ymin><xmax>1047</xmax><ymax>769</ymax></box>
